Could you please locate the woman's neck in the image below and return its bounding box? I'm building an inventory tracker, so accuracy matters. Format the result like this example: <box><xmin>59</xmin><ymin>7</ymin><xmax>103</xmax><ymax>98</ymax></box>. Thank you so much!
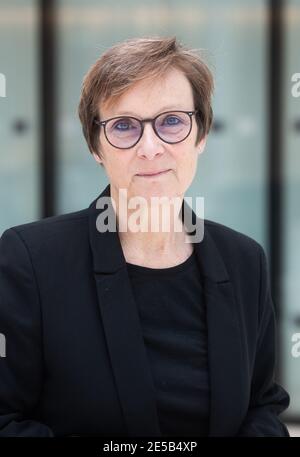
<box><xmin>118</xmin><ymin>223</ymin><xmax>193</xmax><ymax>268</ymax></box>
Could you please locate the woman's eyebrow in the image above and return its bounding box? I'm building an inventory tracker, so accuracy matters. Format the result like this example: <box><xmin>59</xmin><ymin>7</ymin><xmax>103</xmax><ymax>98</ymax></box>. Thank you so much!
<box><xmin>114</xmin><ymin>106</ymin><xmax>182</xmax><ymax>117</ymax></box>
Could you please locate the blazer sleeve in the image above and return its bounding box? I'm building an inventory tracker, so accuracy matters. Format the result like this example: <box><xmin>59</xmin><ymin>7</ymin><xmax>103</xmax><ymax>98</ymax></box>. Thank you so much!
<box><xmin>236</xmin><ymin>244</ymin><xmax>290</xmax><ymax>437</ymax></box>
<box><xmin>0</xmin><ymin>228</ymin><xmax>54</xmax><ymax>436</ymax></box>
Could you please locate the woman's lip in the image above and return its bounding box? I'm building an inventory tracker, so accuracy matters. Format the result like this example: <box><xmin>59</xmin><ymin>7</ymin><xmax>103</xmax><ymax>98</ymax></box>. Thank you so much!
<box><xmin>136</xmin><ymin>169</ymin><xmax>171</xmax><ymax>177</ymax></box>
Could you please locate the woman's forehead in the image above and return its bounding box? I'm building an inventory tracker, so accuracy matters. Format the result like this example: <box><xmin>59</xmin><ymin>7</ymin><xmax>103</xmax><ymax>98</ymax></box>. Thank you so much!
<box><xmin>99</xmin><ymin>70</ymin><xmax>193</xmax><ymax>119</ymax></box>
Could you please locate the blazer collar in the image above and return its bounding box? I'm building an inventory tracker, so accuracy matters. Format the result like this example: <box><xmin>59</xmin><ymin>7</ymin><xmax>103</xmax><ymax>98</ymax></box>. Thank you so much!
<box><xmin>88</xmin><ymin>184</ymin><xmax>229</xmax><ymax>282</ymax></box>
<box><xmin>88</xmin><ymin>184</ymin><xmax>246</xmax><ymax>436</ymax></box>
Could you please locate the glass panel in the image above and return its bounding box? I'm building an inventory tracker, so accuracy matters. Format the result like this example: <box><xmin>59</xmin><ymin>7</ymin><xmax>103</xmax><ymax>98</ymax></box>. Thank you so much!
<box><xmin>0</xmin><ymin>0</ymin><xmax>40</xmax><ymax>235</ymax></box>
<box><xmin>282</xmin><ymin>0</ymin><xmax>300</xmax><ymax>418</ymax></box>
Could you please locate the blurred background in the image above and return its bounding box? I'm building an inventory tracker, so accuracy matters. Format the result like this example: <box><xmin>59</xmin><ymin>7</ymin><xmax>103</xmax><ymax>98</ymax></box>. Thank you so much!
<box><xmin>0</xmin><ymin>0</ymin><xmax>299</xmax><ymax>435</ymax></box>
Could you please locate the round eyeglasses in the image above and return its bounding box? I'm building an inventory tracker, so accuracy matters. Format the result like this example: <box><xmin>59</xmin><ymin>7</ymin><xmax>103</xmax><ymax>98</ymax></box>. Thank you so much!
<box><xmin>94</xmin><ymin>110</ymin><xmax>198</xmax><ymax>149</ymax></box>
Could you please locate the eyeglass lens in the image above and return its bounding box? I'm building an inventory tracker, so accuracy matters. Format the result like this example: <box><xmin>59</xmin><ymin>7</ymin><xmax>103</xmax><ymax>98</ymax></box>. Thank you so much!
<box><xmin>105</xmin><ymin>111</ymin><xmax>192</xmax><ymax>148</ymax></box>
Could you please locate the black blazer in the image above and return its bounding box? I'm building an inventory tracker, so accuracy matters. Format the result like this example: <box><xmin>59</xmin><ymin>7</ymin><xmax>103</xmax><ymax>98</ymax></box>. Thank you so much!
<box><xmin>0</xmin><ymin>184</ymin><xmax>290</xmax><ymax>437</ymax></box>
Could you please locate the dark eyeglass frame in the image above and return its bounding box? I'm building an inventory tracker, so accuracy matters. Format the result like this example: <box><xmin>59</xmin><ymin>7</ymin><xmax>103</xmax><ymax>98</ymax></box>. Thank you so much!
<box><xmin>93</xmin><ymin>109</ymin><xmax>198</xmax><ymax>149</ymax></box>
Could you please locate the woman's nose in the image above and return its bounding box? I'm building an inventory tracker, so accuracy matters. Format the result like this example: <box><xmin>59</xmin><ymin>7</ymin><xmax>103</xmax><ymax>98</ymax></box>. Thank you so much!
<box><xmin>136</xmin><ymin>123</ymin><xmax>165</xmax><ymax>159</ymax></box>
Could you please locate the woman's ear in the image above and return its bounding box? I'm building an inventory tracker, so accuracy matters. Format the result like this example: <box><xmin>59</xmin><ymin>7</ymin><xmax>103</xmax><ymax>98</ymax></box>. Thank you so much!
<box><xmin>92</xmin><ymin>151</ymin><xmax>103</xmax><ymax>165</ymax></box>
<box><xmin>197</xmin><ymin>135</ymin><xmax>207</xmax><ymax>155</ymax></box>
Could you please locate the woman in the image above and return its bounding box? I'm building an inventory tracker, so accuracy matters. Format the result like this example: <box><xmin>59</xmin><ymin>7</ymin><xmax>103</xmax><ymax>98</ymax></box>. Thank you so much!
<box><xmin>0</xmin><ymin>36</ymin><xmax>290</xmax><ymax>437</ymax></box>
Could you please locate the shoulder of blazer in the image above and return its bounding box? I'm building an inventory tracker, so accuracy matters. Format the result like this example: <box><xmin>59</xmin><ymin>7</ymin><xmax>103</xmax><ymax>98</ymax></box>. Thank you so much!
<box><xmin>203</xmin><ymin>220</ymin><xmax>267</xmax><ymax>333</ymax></box>
<box><xmin>203</xmin><ymin>218</ymin><xmax>265</xmax><ymax>286</ymax></box>
<box><xmin>2</xmin><ymin>207</ymin><xmax>90</xmax><ymax>250</ymax></box>
<box><xmin>204</xmin><ymin>218</ymin><xmax>263</xmax><ymax>258</ymax></box>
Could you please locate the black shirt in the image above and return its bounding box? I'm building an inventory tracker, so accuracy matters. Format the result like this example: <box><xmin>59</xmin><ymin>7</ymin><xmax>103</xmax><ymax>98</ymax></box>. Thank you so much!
<box><xmin>126</xmin><ymin>248</ymin><xmax>210</xmax><ymax>437</ymax></box>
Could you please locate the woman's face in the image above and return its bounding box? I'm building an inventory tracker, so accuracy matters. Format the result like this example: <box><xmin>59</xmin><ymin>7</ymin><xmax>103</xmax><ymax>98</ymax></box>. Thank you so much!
<box><xmin>93</xmin><ymin>67</ymin><xmax>207</xmax><ymax>203</ymax></box>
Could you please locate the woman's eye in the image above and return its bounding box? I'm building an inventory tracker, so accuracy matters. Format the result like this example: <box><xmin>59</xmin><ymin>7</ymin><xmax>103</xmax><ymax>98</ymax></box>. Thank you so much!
<box><xmin>164</xmin><ymin>116</ymin><xmax>180</xmax><ymax>125</ymax></box>
<box><xmin>114</xmin><ymin>121</ymin><xmax>130</xmax><ymax>130</ymax></box>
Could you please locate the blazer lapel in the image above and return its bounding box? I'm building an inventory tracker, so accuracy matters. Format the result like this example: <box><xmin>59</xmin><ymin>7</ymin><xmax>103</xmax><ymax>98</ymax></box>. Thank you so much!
<box><xmin>193</xmin><ymin>234</ymin><xmax>248</xmax><ymax>436</ymax></box>
<box><xmin>180</xmin><ymin>197</ymin><xmax>248</xmax><ymax>436</ymax></box>
<box><xmin>88</xmin><ymin>184</ymin><xmax>247</xmax><ymax>437</ymax></box>
<box><xmin>88</xmin><ymin>184</ymin><xmax>161</xmax><ymax>437</ymax></box>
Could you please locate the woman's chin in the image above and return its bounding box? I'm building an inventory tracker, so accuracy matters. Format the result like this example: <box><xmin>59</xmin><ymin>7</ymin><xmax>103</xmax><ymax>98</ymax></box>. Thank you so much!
<box><xmin>134</xmin><ymin>188</ymin><xmax>177</xmax><ymax>203</ymax></box>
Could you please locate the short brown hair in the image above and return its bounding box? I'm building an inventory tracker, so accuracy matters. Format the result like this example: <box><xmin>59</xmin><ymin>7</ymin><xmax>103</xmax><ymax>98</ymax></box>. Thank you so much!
<box><xmin>78</xmin><ymin>36</ymin><xmax>214</xmax><ymax>158</ymax></box>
